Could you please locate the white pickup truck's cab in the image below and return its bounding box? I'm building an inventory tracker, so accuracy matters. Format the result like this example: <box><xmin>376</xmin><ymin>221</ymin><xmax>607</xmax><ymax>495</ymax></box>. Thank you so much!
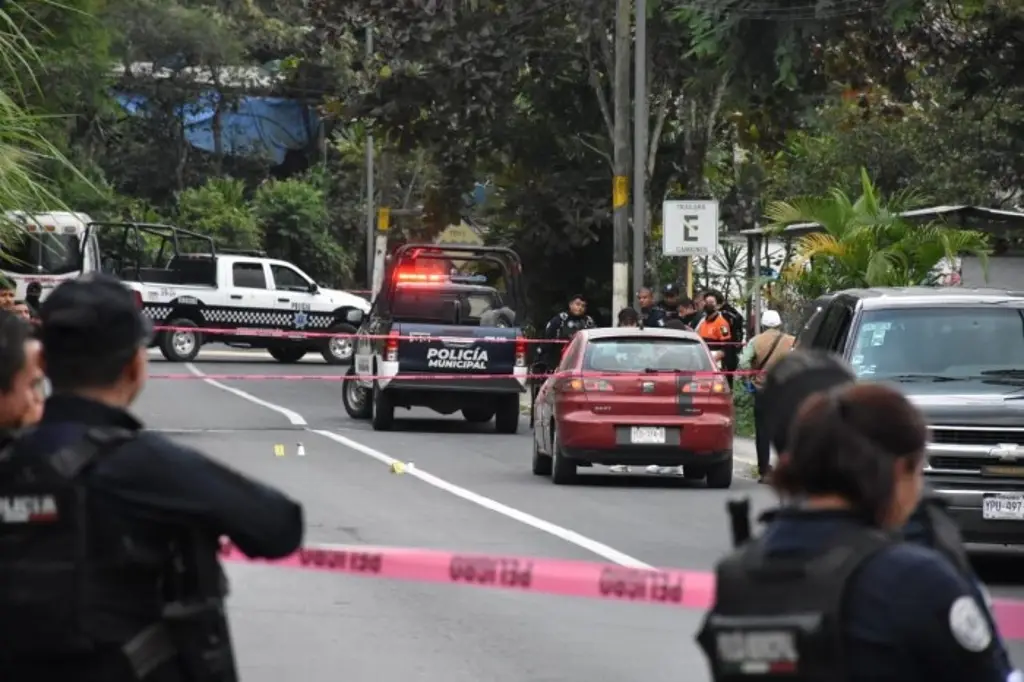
<box><xmin>1</xmin><ymin>211</ymin><xmax>100</xmax><ymax>302</ymax></box>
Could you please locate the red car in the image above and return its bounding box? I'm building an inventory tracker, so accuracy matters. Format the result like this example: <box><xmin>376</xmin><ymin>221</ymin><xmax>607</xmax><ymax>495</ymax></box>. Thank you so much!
<box><xmin>531</xmin><ymin>327</ymin><xmax>734</xmax><ymax>487</ymax></box>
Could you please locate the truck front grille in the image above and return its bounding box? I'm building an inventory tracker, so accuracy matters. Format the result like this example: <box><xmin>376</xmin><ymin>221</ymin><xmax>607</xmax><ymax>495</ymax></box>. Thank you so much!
<box><xmin>930</xmin><ymin>428</ymin><xmax>1024</xmax><ymax>447</ymax></box>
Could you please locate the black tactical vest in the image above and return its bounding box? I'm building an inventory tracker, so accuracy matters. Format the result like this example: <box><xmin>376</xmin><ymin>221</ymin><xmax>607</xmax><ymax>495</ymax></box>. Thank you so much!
<box><xmin>0</xmin><ymin>427</ymin><xmax>137</xmax><ymax>657</ymax></box>
<box><xmin>696</xmin><ymin>526</ymin><xmax>896</xmax><ymax>681</ymax></box>
<box><xmin>916</xmin><ymin>494</ymin><xmax>972</xmax><ymax>577</ymax></box>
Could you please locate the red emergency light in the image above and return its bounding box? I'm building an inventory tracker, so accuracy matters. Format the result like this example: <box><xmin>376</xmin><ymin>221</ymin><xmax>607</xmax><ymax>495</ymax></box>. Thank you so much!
<box><xmin>395</xmin><ymin>271</ymin><xmax>447</xmax><ymax>283</ymax></box>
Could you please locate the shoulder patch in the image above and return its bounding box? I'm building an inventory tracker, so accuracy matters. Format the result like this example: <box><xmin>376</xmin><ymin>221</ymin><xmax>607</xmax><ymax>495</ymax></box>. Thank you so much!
<box><xmin>948</xmin><ymin>595</ymin><xmax>992</xmax><ymax>652</ymax></box>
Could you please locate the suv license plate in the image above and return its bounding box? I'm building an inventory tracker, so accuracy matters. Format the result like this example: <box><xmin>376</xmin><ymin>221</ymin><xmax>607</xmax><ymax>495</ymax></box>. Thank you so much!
<box><xmin>982</xmin><ymin>493</ymin><xmax>1024</xmax><ymax>521</ymax></box>
<box><xmin>630</xmin><ymin>427</ymin><xmax>666</xmax><ymax>445</ymax></box>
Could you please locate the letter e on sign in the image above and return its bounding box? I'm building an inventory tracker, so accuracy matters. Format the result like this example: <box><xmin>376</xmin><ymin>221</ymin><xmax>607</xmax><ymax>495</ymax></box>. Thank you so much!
<box><xmin>662</xmin><ymin>200</ymin><xmax>719</xmax><ymax>258</ymax></box>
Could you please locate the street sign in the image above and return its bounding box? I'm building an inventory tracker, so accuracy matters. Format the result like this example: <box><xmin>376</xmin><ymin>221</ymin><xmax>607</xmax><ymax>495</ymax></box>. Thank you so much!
<box><xmin>662</xmin><ymin>200</ymin><xmax>719</xmax><ymax>257</ymax></box>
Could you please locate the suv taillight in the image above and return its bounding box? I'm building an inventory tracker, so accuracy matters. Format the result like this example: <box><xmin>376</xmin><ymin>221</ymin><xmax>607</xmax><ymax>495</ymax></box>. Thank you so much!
<box><xmin>515</xmin><ymin>335</ymin><xmax>526</xmax><ymax>367</ymax></box>
<box><xmin>132</xmin><ymin>290</ymin><xmax>143</xmax><ymax>309</ymax></box>
<box><xmin>385</xmin><ymin>331</ymin><xmax>399</xmax><ymax>362</ymax></box>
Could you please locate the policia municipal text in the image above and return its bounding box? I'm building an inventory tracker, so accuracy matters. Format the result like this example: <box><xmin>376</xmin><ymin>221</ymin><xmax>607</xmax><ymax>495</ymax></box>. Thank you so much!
<box><xmin>698</xmin><ymin>350</ymin><xmax>1019</xmax><ymax>682</ymax></box>
<box><xmin>0</xmin><ymin>275</ymin><xmax>305</xmax><ymax>682</ymax></box>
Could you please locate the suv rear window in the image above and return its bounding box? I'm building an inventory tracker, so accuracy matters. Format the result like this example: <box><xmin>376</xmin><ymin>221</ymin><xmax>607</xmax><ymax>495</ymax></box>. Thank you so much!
<box><xmin>391</xmin><ymin>286</ymin><xmax>504</xmax><ymax>325</ymax></box>
<box><xmin>851</xmin><ymin>306</ymin><xmax>1024</xmax><ymax>379</ymax></box>
<box><xmin>583</xmin><ymin>338</ymin><xmax>713</xmax><ymax>372</ymax></box>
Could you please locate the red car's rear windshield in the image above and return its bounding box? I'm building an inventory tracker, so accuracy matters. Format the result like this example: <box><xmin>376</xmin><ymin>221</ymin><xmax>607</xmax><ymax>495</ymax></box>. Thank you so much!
<box><xmin>583</xmin><ymin>338</ymin><xmax>713</xmax><ymax>373</ymax></box>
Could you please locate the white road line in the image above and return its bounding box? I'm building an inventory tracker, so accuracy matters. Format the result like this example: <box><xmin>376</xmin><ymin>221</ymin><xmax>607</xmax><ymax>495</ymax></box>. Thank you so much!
<box><xmin>184</xmin><ymin>363</ymin><xmax>307</xmax><ymax>426</ymax></box>
<box><xmin>179</xmin><ymin>363</ymin><xmax>653</xmax><ymax>569</ymax></box>
<box><xmin>311</xmin><ymin>429</ymin><xmax>652</xmax><ymax>569</ymax></box>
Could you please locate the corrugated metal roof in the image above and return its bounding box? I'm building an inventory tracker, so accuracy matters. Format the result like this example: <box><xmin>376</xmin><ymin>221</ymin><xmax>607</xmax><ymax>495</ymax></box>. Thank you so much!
<box><xmin>739</xmin><ymin>205</ymin><xmax>1024</xmax><ymax>237</ymax></box>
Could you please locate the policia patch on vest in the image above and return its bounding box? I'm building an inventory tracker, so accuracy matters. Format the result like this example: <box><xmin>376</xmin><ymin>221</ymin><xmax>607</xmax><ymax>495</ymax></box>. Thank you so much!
<box><xmin>948</xmin><ymin>595</ymin><xmax>992</xmax><ymax>652</ymax></box>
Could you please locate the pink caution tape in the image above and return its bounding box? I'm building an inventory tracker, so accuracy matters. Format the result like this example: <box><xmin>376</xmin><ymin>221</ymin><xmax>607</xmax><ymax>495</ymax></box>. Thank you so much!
<box><xmin>149</xmin><ymin>370</ymin><xmax>764</xmax><ymax>381</ymax></box>
<box><xmin>219</xmin><ymin>541</ymin><xmax>1024</xmax><ymax>640</ymax></box>
<box><xmin>219</xmin><ymin>541</ymin><xmax>713</xmax><ymax>609</ymax></box>
<box><xmin>151</xmin><ymin>325</ymin><xmax>748</xmax><ymax>346</ymax></box>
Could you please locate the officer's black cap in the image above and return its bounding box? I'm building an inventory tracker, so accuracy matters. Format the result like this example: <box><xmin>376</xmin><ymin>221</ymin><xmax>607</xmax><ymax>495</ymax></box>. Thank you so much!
<box><xmin>759</xmin><ymin>349</ymin><xmax>856</xmax><ymax>454</ymax></box>
<box><xmin>39</xmin><ymin>274</ymin><xmax>152</xmax><ymax>359</ymax></box>
<box><xmin>662</xmin><ymin>282</ymin><xmax>680</xmax><ymax>296</ymax></box>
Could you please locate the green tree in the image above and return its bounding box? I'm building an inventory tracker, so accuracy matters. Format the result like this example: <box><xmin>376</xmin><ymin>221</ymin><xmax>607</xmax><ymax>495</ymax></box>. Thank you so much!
<box><xmin>0</xmin><ymin>2</ymin><xmax>90</xmax><ymax>221</ymax></box>
<box><xmin>176</xmin><ymin>177</ymin><xmax>261</xmax><ymax>250</ymax></box>
<box><xmin>253</xmin><ymin>176</ymin><xmax>353</xmax><ymax>286</ymax></box>
<box><xmin>765</xmin><ymin>169</ymin><xmax>991</xmax><ymax>299</ymax></box>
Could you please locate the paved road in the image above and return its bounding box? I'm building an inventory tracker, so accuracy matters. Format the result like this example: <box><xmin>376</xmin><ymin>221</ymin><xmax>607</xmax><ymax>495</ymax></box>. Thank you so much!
<box><xmin>139</xmin><ymin>348</ymin><xmax>1024</xmax><ymax>680</ymax></box>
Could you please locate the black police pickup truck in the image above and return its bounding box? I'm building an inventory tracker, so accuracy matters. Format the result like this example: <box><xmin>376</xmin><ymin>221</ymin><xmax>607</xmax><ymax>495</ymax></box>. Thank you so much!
<box><xmin>342</xmin><ymin>244</ymin><xmax>528</xmax><ymax>433</ymax></box>
<box><xmin>797</xmin><ymin>287</ymin><xmax>1024</xmax><ymax>547</ymax></box>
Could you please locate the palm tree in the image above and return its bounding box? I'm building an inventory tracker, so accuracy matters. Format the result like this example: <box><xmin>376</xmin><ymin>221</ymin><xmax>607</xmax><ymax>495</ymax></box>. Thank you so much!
<box><xmin>763</xmin><ymin>168</ymin><xmax>991</xmax><ymax>299</ymax></box>
<box><xmin>0</xmin><ymin>3</ymin><xmax>85</xmax><ymax>233</ymax></box>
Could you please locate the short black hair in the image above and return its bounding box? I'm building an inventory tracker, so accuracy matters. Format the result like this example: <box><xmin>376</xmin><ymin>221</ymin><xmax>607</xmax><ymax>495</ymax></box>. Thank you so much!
<box><xmin>775</xmin><ymin>383</ymin><xmax>927</xmax><ymax>525</ymax></box>
<box><xmin>569</xmin><ymin>294</ymin><xmax>586</xmax><ymax>304</ymax></box>
<box><xmin>704</xmin><ymin>289</ymin><xmax>725</xmax><ymax>305</ymax></box>
<box><xmin>617</xmin><ymin>307</ymin><xmax>639</xmax><ymax>325</ymax></box>
<box><xmin>0</xmin><ymin>276</ymin><xmax>14</xmax><ymax>292</ymax></box>
<box><xmin>40</xmin><ymin>275</ymin><xmax>152</xmax><ymax>391</ymax></box>
<box><xmin>664</xmin><ymin>318</ymin><xmax>687</xmax><ymax>330</ymax></box>
<box><xmin>677</xmin><ymin>296</ymin><xmax>694</xmax><ymax>308</ymax></box>
<box><xmin>0</xmin><ymin>310</ymin><xmax>30</xmax><ymax>393</ymax></box>
<box><xmin>760</xmin><ymin>350</ymin><xmax>856</xmax><ymax>454</ymax></box>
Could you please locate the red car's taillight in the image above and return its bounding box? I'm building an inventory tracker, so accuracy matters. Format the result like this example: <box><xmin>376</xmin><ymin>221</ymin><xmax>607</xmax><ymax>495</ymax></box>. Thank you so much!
<box><xmin>681</xmin><ymin>374</ymin><xmax>730</xmax><ymax>395</ymax></box>
<box><xmin>562</xmin><ymin>377</ymin><xmax>614</xmax><ymax>393</ymax></box>
<box><xmin>515</xmin><ymin>335</ymin><xmax>526</xmax><ymax>367</ymax></box>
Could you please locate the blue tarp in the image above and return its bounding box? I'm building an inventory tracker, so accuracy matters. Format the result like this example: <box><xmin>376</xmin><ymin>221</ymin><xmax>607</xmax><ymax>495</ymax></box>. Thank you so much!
<box><xmin>115</xmin><ymin>91</ymin><xmax>318</xmax><ymax>165</ymax></box>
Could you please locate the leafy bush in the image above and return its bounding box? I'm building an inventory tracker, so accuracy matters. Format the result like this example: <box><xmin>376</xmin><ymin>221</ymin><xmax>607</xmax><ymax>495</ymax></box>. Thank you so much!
<box><xmin>253</xmin><ymin>177</ymin><xmax>353</xmax><ymax>286</ymax></box>
<box><xmin>177</xmin><ymin>178</ymin><xmax>261</xmax><ymax>251</ymax></box>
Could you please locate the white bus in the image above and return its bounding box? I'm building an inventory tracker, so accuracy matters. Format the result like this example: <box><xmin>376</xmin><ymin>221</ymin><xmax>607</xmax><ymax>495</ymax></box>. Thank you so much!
<box><xmin>0</xmin><ymin>211</ymin><xmax>102</xmax><ymax>302</ymax></box>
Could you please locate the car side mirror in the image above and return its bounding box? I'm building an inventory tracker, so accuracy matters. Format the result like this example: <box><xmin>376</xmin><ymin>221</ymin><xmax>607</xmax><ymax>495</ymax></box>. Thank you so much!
<box><xmin>345</xmin><ymin>309</ymin><xmax>365</xmax><ymax>325</ymax></box>
<box><xmin>308</xmin><ymin>282</ymin><xmax>319</xmax><ymax>294</ymax></box>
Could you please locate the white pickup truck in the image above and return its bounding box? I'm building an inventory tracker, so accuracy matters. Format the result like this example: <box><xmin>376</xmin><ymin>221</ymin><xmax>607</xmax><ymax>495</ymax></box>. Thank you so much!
<box><xmin>125</xmin><ymin>252</ymin><xmax>369</xmax><ymax>363</ymax></box>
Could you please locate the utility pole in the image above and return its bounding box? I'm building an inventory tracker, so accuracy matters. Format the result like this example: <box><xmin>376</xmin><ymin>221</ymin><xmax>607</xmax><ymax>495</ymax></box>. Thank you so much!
<box><xmin>631</xmin><ymin>0</ymin><xmax>647</xmax><ymax>301</ymax></box>
<box><xmin>364</xmin><ymin>25</ymin><xmax>375</xmax><ymax>291</ymax></box>
<box><xmin>611</xmin><ymin>0</ymin><xmax>632</xmax><ymax>316</ymax></box>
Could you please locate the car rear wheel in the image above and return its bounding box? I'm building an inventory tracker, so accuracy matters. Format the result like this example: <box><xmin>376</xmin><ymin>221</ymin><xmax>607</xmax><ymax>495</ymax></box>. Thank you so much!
<box><xmin>531</xmin><ymin>431</ymin><xmax>552</xmax><ymax>476</ymax></box>
<box><xmin>462</xmin><ymin>407</ymin><xmax>494</xmax><ymax>423</ymax></box>
<box><xmin>682</xmin><ymin>467</ymin><xmax>705</xmax><ymax>481</ymax></box>
<box><xmin>371</xmin><ymin>382</ymin><xmax>395</xmax><ymax>431</ymax></box>
<box><xmin>342</xmin><ymin>366</ymin><xmax>372</xmax><ymax>420</ymax></box>
<box><xmin>495</xmin><ymin>395</ymin><xmax>520</xmax><ymax>434</ymax></box>
<box><xmin>705</xmin><ymin>454</ymin><xmax>734</xmax><ymax>489</ymax></box>
<box><xmin>550</xmin><ymin>426</ymin><xmax>577</xmax><ymax>485</ymax></box>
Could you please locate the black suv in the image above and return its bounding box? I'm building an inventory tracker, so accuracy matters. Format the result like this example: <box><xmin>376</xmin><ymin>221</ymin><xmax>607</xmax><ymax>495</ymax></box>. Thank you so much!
<box><xmin>797</xmin><ymin>287</ymin><xmax>1024</xmax><ymax>546</ymax></box>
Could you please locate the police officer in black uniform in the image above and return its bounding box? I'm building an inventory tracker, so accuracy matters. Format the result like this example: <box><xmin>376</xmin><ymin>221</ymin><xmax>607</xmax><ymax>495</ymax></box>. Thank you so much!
<box><xmin>697</xmin><ymin>350</ymin><xmax>1015</xmax><ymax>682</ymax></box>
<box><xmin>659</xmin><ymin>283</ymin><xmax>682</xmax><ymax>321</ymax></box>
<box><xmin>543</xmin><ymin>293</ymin><xmax>595</xmax><ymax>342</ymax></box>
<box><xmin>636</xmin><ymin>286</ymin><xmax>666</xmax><ymax>328</ymax></box>
<box><xmin>0</xmin><ymin>274</ymin><xmax>305</xmax><ymax>682</ymax></box>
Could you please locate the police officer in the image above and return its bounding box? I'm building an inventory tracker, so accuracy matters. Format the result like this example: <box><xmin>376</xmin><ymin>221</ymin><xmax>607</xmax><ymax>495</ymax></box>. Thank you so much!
<box><xmin>543</xmin><ymin>293</ymin><xmax>595</xmax><ymax>344</ymax></box>
<box><xmin>0</xmin><ymin>274</ymin><xmax>305</xmax><ymax>682</ymax></box>
<box><xmin>697</xmin><ymin>350</ymin><xmax>1016</xmax><ymax>682</ymax></box>
<box><xmin>756</xmin><ymin>350</ymin><xmax>1016</xmax><ymax>677</ymax></box>
<box><xmin>659</xmin><ymin>283</ymin><xmax>682</xmax><ymax>321</ymax></box>
<box><xmin>636</xmin><ymin>286</ymin><xmax>666</xmax><ymax>327</ymax></box>
<box><xmin>0</xmin><ymin>309</ymin><xmax>44</xmax><ymax>428</ymax></box>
